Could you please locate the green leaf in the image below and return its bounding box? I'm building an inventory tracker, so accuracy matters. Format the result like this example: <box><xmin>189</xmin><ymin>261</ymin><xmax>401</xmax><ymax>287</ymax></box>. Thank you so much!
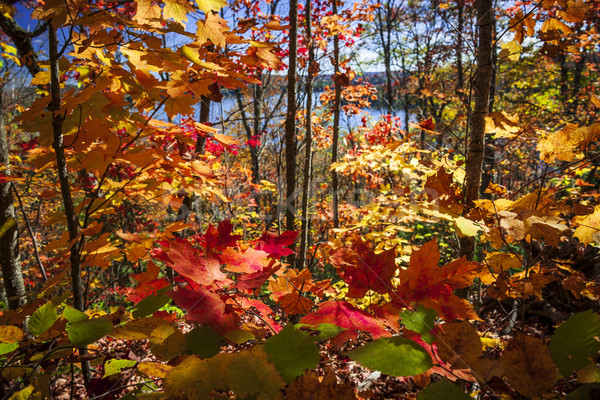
<box><xmin>186</xmin><ymin>326</ymin><xmax>221</xmax><ymax>358</ymax></box>
<box><xmin>0</xmin><ymin>342</ymin><xmax>18</xmax><ymax>355</ymax></box>
<box><xmin>347</xmin><ymin>336</ymin><xmax>432</xmax><ymax>377</ymax></box>
<box><xmin>103</xmin><ymin>359</ymin><xmax>137</xmax><ymax>377</ymax></box>
<box><xmin>399</xmin><ymin>305</ymin><xmax>438</xmax><ymax>344</ymax></box>
<box><xmin>132</xmin><ymin>292</ymin><xmax>171</xmax><ymax>319</ymax></box>
<box><xmin>295</xmin><ymin>323</ymin><xmax>346</xmax><ymax>342</ymax></box>
<box><xmin>223</xmin><ymin>329</ymin><xmax>255</xmax><ymax>344</ymax></box>
<box><xmin>417</xmin><ymin>378</ymin><xmax>471</xmax><ymax>400</ymax></box>
<box><xmin>264</xmin><ymin>324</ymin><xmax>320</xmax><ymax>383</ymax></box>
<box><xmin>68</xmin><ymin>318</ymin><xmax>113</xmax><ymax>347</ymax></box>
<box><xmin>565</xmin><ymin>383</ymin><xmax>600</xmax><ymax>400</ymax></box>
<box><xmin>550</xmin><ymin>310</ymin><xmax>600</xmax><ymax>377</ymax></box>
<box><xmin>63</xmin><ymin>305</ymin><xmax>88</xmax><ymax>323</ymax></box>
<box><xmin>28</xmin><ymin>302</ymin><xmax>58</xmax><ymax>336</ymax></box>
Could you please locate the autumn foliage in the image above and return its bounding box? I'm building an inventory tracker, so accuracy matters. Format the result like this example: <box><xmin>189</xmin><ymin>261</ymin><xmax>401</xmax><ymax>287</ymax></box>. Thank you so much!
<box><xmin>0</xmin><ymin>0</ymin><xmax>599</xmax><ymax>399</ymax></box>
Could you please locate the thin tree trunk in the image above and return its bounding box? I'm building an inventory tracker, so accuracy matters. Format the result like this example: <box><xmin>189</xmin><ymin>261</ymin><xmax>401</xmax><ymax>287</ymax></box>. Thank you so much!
<box><xmin>455</xmin><ymin>0</ymin><xmax>464</xmax><ymax>95</ymax></box>
<box><xmin>49</xmin><ymin>22</ymin><xmax>91</xmax><ymax>389</ymax></box>
<box><xmin>0</xmin><ymin>88</ymin><xmax>25</xmax><ymax>310</ymax></box>
<box><xmin>332</xmin><ymin>0</ymin><xmax>341</xmax><ymax>228</ymax></box>
<box><xmin>460</xmin><ymin>0</ymin><xmax>494</xmax><ymax>259</ymax></box>
<box><xmin>480</xmin><ymin>5</ymin><xmax>497</xmax><ymax>199</ymax></box>
<box><xmin>285</xmin><ymin>0</ymin><xmax>298</xmax><ymax>262</ymax></box>
<box><xmin>251</xmin><ymin>73</ymin><xmax>263</xmax><ymax>184</ymax></box>
<box><xmin>195</xmin><ymin>95</ymin><xmax>211</xmax><ymax>154</ymax></box>
<box><xmin>299</xmin><ymin>1</ymin><xmax>314</xmax><ymax>269</ymax></box>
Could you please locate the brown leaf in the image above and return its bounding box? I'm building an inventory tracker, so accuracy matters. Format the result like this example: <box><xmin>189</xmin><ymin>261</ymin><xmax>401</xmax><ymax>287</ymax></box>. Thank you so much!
<box><xmin>501</xmin><ymin>334</ymin><xmax>556</xmax><ymax>398</ymax></box>
<box><xmin>286</xmin><ymin>368</ymin><xmax>357</xmax><ymax>400</ymax></box>
<box><xmin>437</xmin><ymin>320</ymin><xmax>482</xmax><ymax>369</ymax></box>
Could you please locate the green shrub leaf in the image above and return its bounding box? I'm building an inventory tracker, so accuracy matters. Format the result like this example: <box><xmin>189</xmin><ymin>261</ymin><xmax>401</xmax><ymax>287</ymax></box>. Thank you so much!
<box><xmin>550</xmin><ymin>310</ymin><xmax>600</xmax><ymax>377</ymax></box>
<box><xmin>347</xmin><ymin>336</ymin><xmax>432</xmax><ymax>376</ymax></box>
<box><xmin>67</xmin><ymin>318</ymin><xmax>113</xmax><ymax>347</ymax></box>
<box><xmin>265</xmin><ymin>324</ymin><xmax>320</xmax><ymax>383</ymax></box>
<box><xmin>28</xmin><ymin>302</ymin><xmax>58</xmax><ymax>336</ymax></box>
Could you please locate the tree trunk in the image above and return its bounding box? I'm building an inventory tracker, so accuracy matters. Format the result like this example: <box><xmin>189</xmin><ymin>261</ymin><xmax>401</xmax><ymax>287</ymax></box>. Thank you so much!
<box><xmin>460</xmin><ymin>0</ymin><xmax>494</xmax><ymax>259</ymax></box>
<box><xmin>0</xmin><ymin>88</ymin><xmax>25</xmax><ymax>310</ymax></box>
<box><xmin>285</xmin><ymin>0</ymin><xmax>298</xmax><ymax>263</ymax></box>
<box><xmin>480</xmin><ymin>5</ymin><xmax>497</xmax><ymax>199</ymax></box>
<box><xmin>49</xmin><ymin>21</ymin><xmax>91</xmax><ymax>389</ymax></box>
<box><xmin>377</xmin><ymin>2</ymin><xmax>394</xmax><ymax>115</ymax></box>
<box><xmin>195</xmin><ymin>95</ymin><xmax>211</xmax><ymax>154</ymax></box>
<box><xmin>332</xmin><ymin>0</ymin><xmax>341</xmax><ymax>228</ymax></box>
<box><xmin>299</xmin><ymin>1</ymin><xmax>314</xmax><ymax>269</ymax></box>
<box><xmin>455</xmin><ymin>0</ymin><xmax>464</xmax><ymax>95</ymax></box>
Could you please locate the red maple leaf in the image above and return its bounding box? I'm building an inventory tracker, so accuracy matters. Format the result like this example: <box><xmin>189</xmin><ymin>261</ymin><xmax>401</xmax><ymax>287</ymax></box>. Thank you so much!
<box><xmin>300</xmin><ymin>301</ymin><xmax>390</xmax><ymax>346</ymax></box>
<box><xmin>155</xmin><ymin>238</ymin><xmax>227</xmax><ymax>285</ymax></box>
<box><xmin>393</xmin><ymin>240</ymin><xmax>481</xmax><ymax>321</ymax></box>
<box><xmin>254</xmin><ymin>231</ymin><xmax>298</xmax><ymax>258</ymax></box>
<box><xmin>128</xmin><ymin>261</ymin><xmax>169</xmax><ymax>303</ymax></box>
<box><xmin>331</xmin><ymin>236</ymin><xmax>397</xmax><ymax>298</ymax></box>
<box><xmin>419</xmin><ymin>117</ymin><xmax>436</xmax><ymax>131</ymax></box>
<box><xmin>220</xmin><ymin>248</ymin><xmax>270</xmax><ymax>273</ymax></box>
<box><xmin>202</xmin><ymin>220</ymin><xmax>241</xmax><ymax>253</ymax></box>
<box><xmin>235</xmin><ymin>260</ymin><xmax>282</xmax><ymax>291</ymax></box>
<box><xmin>169</xmin><ymin>286</ymin><xmax>239</xmax><ymax>334</ymax></box>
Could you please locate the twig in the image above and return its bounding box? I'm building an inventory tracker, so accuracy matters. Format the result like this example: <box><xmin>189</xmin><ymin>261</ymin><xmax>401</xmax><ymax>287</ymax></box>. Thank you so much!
<box><xmin>11</xmin><ymin>184</ymin><xmax>47</xmax><ymax>281</ymax></box>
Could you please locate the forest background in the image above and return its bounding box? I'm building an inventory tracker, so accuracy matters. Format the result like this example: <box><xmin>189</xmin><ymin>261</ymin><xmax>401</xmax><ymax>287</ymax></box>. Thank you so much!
<box><xmin>0</xmin><ymin>0</ymin><xmax>600</xmax><ymax>398</ymax></box>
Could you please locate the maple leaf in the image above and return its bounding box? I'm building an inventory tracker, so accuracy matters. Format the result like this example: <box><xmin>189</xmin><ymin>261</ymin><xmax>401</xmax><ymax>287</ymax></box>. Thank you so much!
<box><xmin>155</xmin><ymin>238</ymin><xmax>227</xmax><ymax>285</ymax></box>
<box><xmin>330</xmin><ymin>235</ymin><xmax>397</xmax><ymax>298</ymax></box>
<box><xmin>220</xmin><ymin>248</ymin><xmax>270</xmax><ymax>273</ymax></box>
<box><xmin>196</xmin><ymin>13</ymin><xmax>228</xmax><ymax>48</ymax></box>
<box><xmin>202</xmin><ymin>220</ymin><xmax>241</xmax><ymax>253</ymax></box>
<box><xmin>419</xmin><ymin>117</ymin><xmax>436</xmax><ymax>131</ymax></box>
<box><xmin>424</xmin><ymin>167</ymin><xmax>463</xmax><ymax>214</ymax></box>
<box><xmin>169</xmin><ymin>286</ymin><xmax>239</xmax><ymax>334</ymax></box>
<box><xmin>235</xmin><ymin>260</ymin><xmax>281</xmax><ymax>291</ymax></box>
<box><xmin>194</xmin><ymin>0</ymin><xmax>227</xmax><ymax>15</ymax></box>
<box><xmin>300</xmin><ymin>301</ymin><xmax>390</xmax><ymax>346</ymax></box>
<box><xmin>394</xmin><ymin>240</ymin><xmax>481</xmax><ymax>321</ymax></box>
<box><xmin>164</xmin><ymin>0</ymin><xmax>192</xmax><ymax>24</ymax></box>
<box><xmin>254</xmin><ymin>231</ymin><xmax>298</xmax><ymax>259</ymax></box>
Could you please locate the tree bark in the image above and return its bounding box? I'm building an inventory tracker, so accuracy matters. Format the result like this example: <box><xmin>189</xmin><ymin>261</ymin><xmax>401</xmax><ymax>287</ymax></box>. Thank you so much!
<box><xmin>195</xmin><ymin>95</ymin><xmax>211</xmax><ymax>154</ymax></box>
<box><xmin>455</xmin><ymin>0</ymin><xmax>464</xmax><ymax>95</ymax></box>
<box><xmin>299</xmin><ymin>1</ymin><xmax>314</xmax><ymax>269</ymax></box>
<box><xmin>461</xmin><ymin>0</ymin><xmax>494</xmax><ymax>259</ymax></box>
<box><xmin>285</xmin><ymin>0</ymin><xmax>298</xmax><ymax>262</ymax></box>
<box><xmin>480</xmin><ymin>5</ymin><xmax>497</xmax><ymax>199</ymax></box>
<box><xmin>49</xmin><ymin>21</ymin><xmax>91</xmax><ymax>389</ymax></box>
<box><xmin>332</xmin><ymin>0</ymin><xmax>341</xmax><ymax>228</ymax></box>
<box><xmin>0</xmin><ymin>88</ymin><xmax>26</xmax><ymax>310</ymax></box>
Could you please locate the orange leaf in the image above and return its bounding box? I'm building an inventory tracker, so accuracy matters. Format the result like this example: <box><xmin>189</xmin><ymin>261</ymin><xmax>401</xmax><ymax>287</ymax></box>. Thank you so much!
<box><xmin>394</xmin><ymin>240</ymin><xmax>481</xmax><ymax>321</ymax></box>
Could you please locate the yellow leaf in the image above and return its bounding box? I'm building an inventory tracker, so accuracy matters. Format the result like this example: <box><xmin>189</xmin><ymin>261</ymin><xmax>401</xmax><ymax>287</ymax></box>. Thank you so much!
<box><xmin>213</xmin><ymin>133</ymin><xmax>241</xmax><ymax>147</ymax></box>
<box><xmin>196</xmin><ymin>13</ymin><xmax>228</xmax><ymax>48</ymax></box>
<box><xmin>164</xmin><ymin>0</ymin><xmax>192</xmax><ymax>24</ymax></box>
<box><xmin>486</xmin><ymin>252</ymin><xmax>521</xmax><ymax>273</ymax></box>
<box><xmin>138</xmin><ymin>361</ymin><xmax>173</xmax><ymax>378</ymax></box>
<box><xmin>0</xmin><ymin>326</ymin><xmax>24</xmax><ymax>343</ymax></box>
<box><xmin>574</xmin><ymin>205</ymin><xmax>600</xmax><ymax>245</ymax></box>
<box><xmin>454</xmin><ymin>216</ymin><xmax>483</xmax><ymax>237</ymax></box>
<box><xmin>485</xmin><ymin>111</ymin><xmax>520</xmax><ymax>139</ymax></box>
<box><xmin>537</xmin><ymin>123</ymin><xmax>600</xmax><ymax>163</ymax></box>
<box><xmin>499</xmin><ymin>41</ymin><xmax>522</xmax><ymax>62</ymax></box>
<box><xmin>134</xmin><ymin>0</ymin><xmax>162</xmax><ymax>25</ymax></box>
<box><xmin>194</xmin><ymin>0</ymin><xmax>227</xmax><ymax>14</ymax></box>
<box><xmin>181</xmin><ymin>45</ymin><xmax>223</xmax><ymax>70</ymax></box>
